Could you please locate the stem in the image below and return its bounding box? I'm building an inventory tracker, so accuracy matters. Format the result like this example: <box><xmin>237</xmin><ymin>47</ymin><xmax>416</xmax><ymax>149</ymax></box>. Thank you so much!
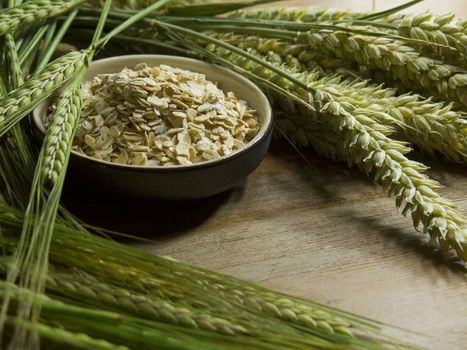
<box><xmin>358</xmin><ymin>0</ymin><xmax>424</xmax><ymax>20</ymax></box>
<box><xmin>95</xmin><ymin>0</ymin><xmax>172</xmax><ymax>49</ymax></box>
<box><xmin>158</xmin><ymin>20</ymin><xmax>312</xmax><ymax>92</ymax></box>
<box><xmin>166</xmin><ymin>0</ymin><xmax>280</xmax><ymax>16</ymax></box>
<box><xmin>36</xmin><ymin>8</ymin><xmax>79</xmax><ymax>72</ymax></box>
<box><xmin>88</xmin><ymin>0</ymin><xmax>113</xmax><ymax>58</ymax></box>
<box><xmin>18</xmin><ymin>26</ymin><xmax>49</xmax><ymax>68</ymax></box>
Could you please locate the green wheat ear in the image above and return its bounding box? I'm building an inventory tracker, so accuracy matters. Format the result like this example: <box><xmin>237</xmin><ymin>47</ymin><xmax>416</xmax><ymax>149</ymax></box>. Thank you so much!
<box><xmin>385</xmin><ymin>12</ymin><xmax>467</xmax><ymax>63</ymax></box>
<box><xmin>230</xmin><ymin>6</ymin><xmax>365</xmax><ymax>22</ymax></box>
<box><xmin>0</xmin><ymin>0</ymin><xmax>86</xmax><ymax>36</ymax></box>
<box><xmin>213</xmin><ymin>33</ymin><xmax>467</xmax><ymax>163</ymax></box>
<box><xmin>0</xmin><ymin>50</ymin><xmax>87</xmax><ymax>137</ymax></box>
<box><xmin>42</xmin><ymin>87</ymin><xmax>83</xmax><ymax>185</ymax></box>
<box><xmin>295</xmin><ymin>29</ymin><xmax>467</xmax><ymax>107</ymax></box>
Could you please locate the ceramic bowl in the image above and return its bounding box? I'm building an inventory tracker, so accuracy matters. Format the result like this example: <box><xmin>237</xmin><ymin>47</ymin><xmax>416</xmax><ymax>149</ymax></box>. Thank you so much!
<box><xmin>33</xmin><ymin>54</ymin><xmax>273</xmax><ymax>200</ymax></box>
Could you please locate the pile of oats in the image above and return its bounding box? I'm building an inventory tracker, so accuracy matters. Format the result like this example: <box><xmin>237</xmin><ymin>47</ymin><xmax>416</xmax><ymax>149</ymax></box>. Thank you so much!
<box><xmin>72</xmin><ymin>63</ymin><xmax>261</xmax><ymax>166</ymax></box>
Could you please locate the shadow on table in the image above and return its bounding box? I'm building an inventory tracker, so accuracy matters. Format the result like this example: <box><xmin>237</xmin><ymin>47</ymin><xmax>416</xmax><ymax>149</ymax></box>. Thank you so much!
<box><xmin>62</xmin><ymin>177</ymin><xmax>243</xmax><ymax>240</ymax></box>
<box><xmin>340</xmin><ymin>208</ymin><xmax>467</xmax><ymax>275</ymax></box>
<box><xmin>282</xmin><ymin>143</ymin><xmax>467</xmax><ymax>274</ymax></box>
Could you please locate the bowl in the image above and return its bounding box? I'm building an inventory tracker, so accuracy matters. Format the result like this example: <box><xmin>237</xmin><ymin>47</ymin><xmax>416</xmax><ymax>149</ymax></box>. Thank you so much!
<box><xmin>33</xmin><ymin>54</ymin><xmax>273</xmax><ymax>200</ymax></box>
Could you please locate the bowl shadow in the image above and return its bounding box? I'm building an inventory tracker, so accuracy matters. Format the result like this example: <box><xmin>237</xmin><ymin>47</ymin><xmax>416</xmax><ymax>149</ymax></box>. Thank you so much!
<box><xmin>62</xmin><ymin>174</ymin><xmax>239</xmax><ymax>240</ymax></box>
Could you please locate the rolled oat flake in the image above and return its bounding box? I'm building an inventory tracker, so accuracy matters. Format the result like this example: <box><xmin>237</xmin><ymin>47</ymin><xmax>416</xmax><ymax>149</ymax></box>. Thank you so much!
<box><xmin>69</xmin><ymin>63</ymin><xmax>261</xmax><ymax>166</ymax></box>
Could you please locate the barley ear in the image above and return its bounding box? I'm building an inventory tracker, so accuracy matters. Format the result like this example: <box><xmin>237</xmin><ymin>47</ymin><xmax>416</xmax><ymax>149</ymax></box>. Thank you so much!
<box><xmin>0</xmin><ymin>50</ymin><xmax>87</xmax><ymax>137</ymax></box>
<box><xmin>230</xmin><ymin>6</ymin><xmax>364</xmax><ymax>22</ymax></box>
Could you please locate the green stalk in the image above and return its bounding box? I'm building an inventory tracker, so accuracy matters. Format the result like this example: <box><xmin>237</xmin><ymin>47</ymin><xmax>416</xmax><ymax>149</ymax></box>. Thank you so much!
<box><xmin>165</xmin><ymin>0</ymin><xmax>280</xmax><ymax>16</ymax></box>
<box><xmin>37</xmin><ymin>21</ymin><xmax>58</xmax><ymax>68</ymax></box>
<box><xmin>0</xmin><ymin>1</ymin><xmax>38</xmax><ymax>210</ymax></box>
<box><xmin>10</xmin><ymin>318</ymin><xmax>129</xmax><ymax>350</ymax></box>
<box><xmin>18</xmin><ymin>26</ymin><xmax>49</xmax><ymax>68</ymax></box>
<box><xmin>82</xmin><ymin>10</ymin><xmax>448</xmax><ymax>50</ymax></box>
<box><xmin>1</xmin><ymin>1</ymin><xmax>180</xmax><ymax>347</ymax></box>
<box><xmin>159</xmin><ymin>21</ymin><xmax>312</xmax><ymax>92</ymax></box>
<box><xmin>358</xmin><ymin>0</ymin><xmax>424</xmax><ymax>20</ymax></box>
<box><xmin>94</xmin><ymin>0</ymin><xmax>172</xmax><ymax>49</ymax></box>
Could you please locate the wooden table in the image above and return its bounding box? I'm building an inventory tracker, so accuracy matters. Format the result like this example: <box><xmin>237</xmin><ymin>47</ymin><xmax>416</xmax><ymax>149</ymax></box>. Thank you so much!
<box><xmin>65</xmin><ymin>1</ymin><xmax>467</xmax><ymax>349</ymax></box>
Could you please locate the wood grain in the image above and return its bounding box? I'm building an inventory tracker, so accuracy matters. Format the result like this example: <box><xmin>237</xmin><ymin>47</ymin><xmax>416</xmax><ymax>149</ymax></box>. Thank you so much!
<box><xmin>64</xmin><ymin>1</ymin><xmax>467</xmax><ymax>349</ymax></box>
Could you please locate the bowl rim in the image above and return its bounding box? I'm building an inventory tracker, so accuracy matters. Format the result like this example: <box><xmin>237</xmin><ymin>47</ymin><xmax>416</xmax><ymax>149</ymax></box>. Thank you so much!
<box><xmin>33</xmin><ymin>54</ymin><xmax>273</xmax><ymax>173</ymax></box>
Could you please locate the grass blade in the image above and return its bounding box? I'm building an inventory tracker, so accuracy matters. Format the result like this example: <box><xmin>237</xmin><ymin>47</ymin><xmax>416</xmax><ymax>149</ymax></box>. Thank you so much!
<box><xmin>358</xmin><ymin>0</ymin><xmax>424</xmax><ymax>20</ymax></box>
<box><xmin>166</xmin><ymin>0</ymin><xmax>280</xmax><ymax>16</ymax></box>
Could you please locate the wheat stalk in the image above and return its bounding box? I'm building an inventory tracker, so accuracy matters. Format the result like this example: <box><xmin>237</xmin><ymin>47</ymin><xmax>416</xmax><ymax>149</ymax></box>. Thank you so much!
<box><xmin>41</xmin><ymin>228</ymin><xmax>368</xmax><ymax>340</ymax></box>
<box><xmin>1</xmin><ymin>242</ymin><xmax>358</xmax><ymax>347</ymax></box>
<box><xmin>0</xmin><ymin>199</ymin><xmax>431</xmax><ymax>349</ymax></box>
<box><xmin>0</xmin><ymin>32</ymin><xmax>37</xmax><ymax>209</ymax></box>
<box><xmin>112</xmin><ymin>0</ymin><xmax>216</xmax><ymax>9</ymax></box>
<box><xmin>46</xmin><ymin>269</ymin><xmax>251</xmax><ymax>336</ymax></box>
<box><xmin>0</xmin><ymin>2</ymin><xmax>112</xmax><ymax>347</ymax></box>
<box><xmin>10</xmin><ymin>318</ymin><xmax>129</xmax><ymax>350</ymax></box>
<box><xmin>52</xmin><ymin>243</ymin><xmax>358</xmax><ymax>337</ymax></box>
<box><xmin>1</xmin><ymin>282</ymin><xmax>349</xmax><ymax>350</ymax></box>
<box><xmin>0</xmin><ymin>284</ymin><xmax>224</xmax><ymax>350</ymax></box>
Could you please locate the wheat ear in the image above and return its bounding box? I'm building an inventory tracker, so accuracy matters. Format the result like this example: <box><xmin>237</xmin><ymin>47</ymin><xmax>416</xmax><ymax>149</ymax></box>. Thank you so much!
<box><xmin>42</xmin><ymin>86</ymin><xmax>83</xmax><ymax>184</ymax></box>
<box><xmin>0</xmin><ymin>0</ymin><xmax>85</xmax><ymax>36</ymax></box>
<box><xmin>296</xmin><ymin>29</ymin><xmax>467</xmax><ymax>106</ymax></box>
<box><xmin>0</xmin><ymin>50</ymin><xmax>87</xmax><ymax>137</ymax></box>
<box><xmin>230</xmin><ymin>6</ymin><xmax>364</xmax><ymax>22</ymax></box>
<box><xmin>206</xmin><ymin>33</ymin><xmax>467</xmax><ymax>163</ymax></box>
<box><xmin>383</xmin><ymin>12</ymin><xmax>467</xmax><ymax>63</ymax></box>
<box><xmin>50</xmin><ymin>240</ymin><xmax>357</xmax><ymax>337</ymax></box>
